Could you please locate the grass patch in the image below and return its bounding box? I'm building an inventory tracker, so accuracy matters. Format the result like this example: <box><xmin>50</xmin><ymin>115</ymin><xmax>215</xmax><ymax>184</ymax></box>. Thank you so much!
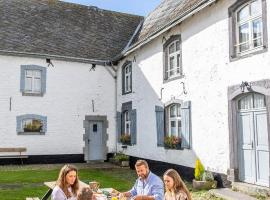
<box><xmin>0</xmin><ymin>164</ymin><xmax>222</xmax><ymax>200</ymax></box>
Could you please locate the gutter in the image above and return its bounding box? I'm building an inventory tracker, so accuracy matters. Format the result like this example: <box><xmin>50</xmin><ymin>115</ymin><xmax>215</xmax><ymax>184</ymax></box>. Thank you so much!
<box><xmin>122</xmin><ymin>0</ymin><xmax>216</xmax><ymax>57</ymax></box>
<box><xmin>0</xmin><ymin>50</ymin><xmax>111</xmax><ymax>66</ymax></box>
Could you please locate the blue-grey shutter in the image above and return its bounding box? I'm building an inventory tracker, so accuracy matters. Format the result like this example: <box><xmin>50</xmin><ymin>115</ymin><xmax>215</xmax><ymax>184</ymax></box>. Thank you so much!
<box><xmin>116</xmin><ymin>112</ymin><xmax>121</xmax><ymax>142</ymax></box>
<box><xmin>16</xmin><ymin>116</ymin><xmax>23</xmax><ymax>132</ymax></box>
<box><xmin>155</xmin><ymin>106</ymin><xmax>164</xmax><ymax>146</ymax></box>
<box><xmin>20</xmin><ymin>66</ymin><xmax>25</xmax><ymax>92</ymax></box>
<box><xmin>181</xmin><ymin>101</ymin><xmax>191</xmax><ymax>149</ymax></box>
<box><xmin>130</xmin><ymin>109</ymin><xmax>137</xmax><ymax>145</ymax></box>
<box><xmin>41</xmin><ymin>67</ymin><xmax>47</xmax><ymax>94</ymax></box>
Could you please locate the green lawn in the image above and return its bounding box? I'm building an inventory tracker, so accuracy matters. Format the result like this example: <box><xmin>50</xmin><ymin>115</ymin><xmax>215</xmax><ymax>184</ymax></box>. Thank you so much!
<box><xmin>0</xmin><ymin>164</ymin><xmax>222</xmax><ymax>200</ymax></box>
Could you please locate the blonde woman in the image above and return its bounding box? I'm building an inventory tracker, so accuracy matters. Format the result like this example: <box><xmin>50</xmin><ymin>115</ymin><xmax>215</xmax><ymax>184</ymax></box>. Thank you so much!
<box><xmin>163</xmin><ymin>169</ymin><xmax>192</xmax><ymax>200</ymax></box>
<box><xmin>52</xmin><ymin>164</ymin><xmax>80</xmax><ymax>200</ymax></box>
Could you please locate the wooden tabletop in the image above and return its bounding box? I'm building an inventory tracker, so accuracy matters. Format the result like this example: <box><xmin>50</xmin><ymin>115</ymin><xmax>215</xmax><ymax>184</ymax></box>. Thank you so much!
<box><xmin>44</xmin><ymin>180</ymin><xmax>89</xmax><ymax>189</ymax></box>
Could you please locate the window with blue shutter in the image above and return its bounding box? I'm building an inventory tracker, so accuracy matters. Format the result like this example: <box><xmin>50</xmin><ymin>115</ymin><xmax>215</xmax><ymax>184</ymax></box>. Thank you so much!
<box><xmin>119</xmin><ymin>102</ymin><xmax>134</xmax><ymax>145</ymax></box>
<box><xmin>16</xmin><ymin>114</ymin><xmax>47</xmax><ymax>135</ymax></box>
<box><xmin>155</xmin><ymin>106</ymin><xmax>164</xmax><ymax>146</ymax></box>
<box><xmin>20</xmin><ymin>65</ymin><xmax>47</xmax><ymax>96</ymax></box>
<box><xmin>180</xmin><ymin>101</ymin><xmax>191</xmax><ymax>149</ymax></box>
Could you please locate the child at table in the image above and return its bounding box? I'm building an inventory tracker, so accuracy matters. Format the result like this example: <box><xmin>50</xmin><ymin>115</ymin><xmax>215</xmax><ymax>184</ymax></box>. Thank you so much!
<box><xmin>51</xmin><ymin>164</ymin><xmax>80</xmax><ymax>200</ymax></box>
<box><xmin>77</xmin><ymin>187</ymin><xmax>94</xmax><ymax>200</ymax></box>
<box><xmin>163</xmin><ymin>169</ymin><xmax>192</xmax><ymax>200</ymax></box>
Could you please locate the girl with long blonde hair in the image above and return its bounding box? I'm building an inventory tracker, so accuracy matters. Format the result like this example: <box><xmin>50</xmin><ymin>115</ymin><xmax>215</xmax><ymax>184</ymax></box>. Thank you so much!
<box><xmin>52</xmin><ymin>164</ymin><xmax>80</xmax><ymax>200</ymax></box>
<box><xmin>163</xmin><ymin>169</ymin><xmax>192</xmax><ymax>200</ymax></box>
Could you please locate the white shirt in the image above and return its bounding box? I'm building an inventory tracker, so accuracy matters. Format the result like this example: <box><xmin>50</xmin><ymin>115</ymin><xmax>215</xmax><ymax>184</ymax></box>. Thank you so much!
<box><xmin>51</xmin><ymin>185</ymin><xmax>77</xmax><ymax>200</ymax></box>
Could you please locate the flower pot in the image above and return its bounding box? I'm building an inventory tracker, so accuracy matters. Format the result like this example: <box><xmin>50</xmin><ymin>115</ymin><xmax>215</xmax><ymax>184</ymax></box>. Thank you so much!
<box><xmin>192</xmin><ymin>179</ymin><xmax>217</xmax><ymax>190</ymax></box>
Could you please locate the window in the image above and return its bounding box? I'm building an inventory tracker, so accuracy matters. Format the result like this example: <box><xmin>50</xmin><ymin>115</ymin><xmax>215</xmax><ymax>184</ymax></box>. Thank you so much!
<box><xmin>124</xmin><ymin>111</ymin><xmax>131</xmax><ymax>134</ymax></box>
<box><xmin>156</xmin><ymin>100</ymin><xmax>191</xmax><ymax>149</ymax></box>
<box><xmin>238</xmin><ymin>93</ymin><xmax>265</xmax><ymax>110</ymax></box>
<box><xmin>16</xmin><ymin>114</ymin><xmax>47</xmax><ymax>135</ymax></box>
<box><xmin>116</xmin><ymin>101</ymin><xmax>137</xmax><ymax>145</ymax></box>
<box><xmin>122</xmin><ymin>61</ymin><xmax>132</xmax><ymax>95</ymax></box>
<box><xmin>168</xmin><ymin>104</ymin><xmax>181</xmax><ymax>137</ymax></box>
<box><xmin>163</xmin><ymin>35</ymin><xmax>182</xmax><ymax>82</ymax></box>
<box><xmin>229</xmin><ymin>0</ymin><xmax>267</xmax><ymax>59</ymax></box>
<box><xmin>20</xmin><ymin>65</ymin><xmax>47</xmax><ymax>96</ymax></box>
<box><xmin>25</xmin><ymin>70</ymin><xmax>41</xmax><ymax>93</ymax></box>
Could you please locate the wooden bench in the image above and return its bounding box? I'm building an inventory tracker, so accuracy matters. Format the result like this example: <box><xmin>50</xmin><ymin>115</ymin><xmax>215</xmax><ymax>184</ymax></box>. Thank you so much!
<box><xmin>0</xmin><ymin>147</ymin><xmax>28</xmax><ymax>164</ymax></box>
<box><xmin>26</xmin><ymin>198</ymin><xmax>40</xmax><ymax>200</ymax></box>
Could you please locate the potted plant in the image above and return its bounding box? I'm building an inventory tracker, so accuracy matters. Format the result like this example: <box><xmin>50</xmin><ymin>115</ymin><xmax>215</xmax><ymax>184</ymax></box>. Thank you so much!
<box><xmin>192</xmin><ymin>159</ymin><xmax>217</xmax><ymax>190</ymax></box>
<box><xmin>120</xmin><ymin>134</ymin><xmax>131</xmax><ymax>145</ymax></box>
<box><xmin>164</xmin><ymin>136</ymin><xmax>181</xmax><ymax>149</ymax></box>
<box><xmin>113</xmin><ymin>152</ymin><xmax>129</xmax><ymax>167</ymax></box>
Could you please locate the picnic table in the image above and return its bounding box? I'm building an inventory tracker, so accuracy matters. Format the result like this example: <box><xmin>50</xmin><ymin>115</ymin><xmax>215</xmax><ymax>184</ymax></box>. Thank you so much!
<box><xmin>41</xmin><ymin>180</ymin><xmax>89</xmax><ymax>200</ymax></box>
<box><xmin>41</xmin><ymin>181</ymin><xmax>116</xmax><ymax>200</ymax></box>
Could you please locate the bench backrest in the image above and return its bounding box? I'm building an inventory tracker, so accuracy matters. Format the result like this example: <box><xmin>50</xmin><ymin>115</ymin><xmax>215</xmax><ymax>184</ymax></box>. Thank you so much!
<box><xmin>0</xmin><ymin>148</ymin><xmax>27</xmax><ymax>152</ymax></box>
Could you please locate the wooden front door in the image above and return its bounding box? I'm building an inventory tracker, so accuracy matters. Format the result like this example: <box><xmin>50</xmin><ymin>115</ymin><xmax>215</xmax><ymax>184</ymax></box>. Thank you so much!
<box><xmin>88</xmin><ymin>121</ymin><xmax>104</xmax><ymax>160</ymax></box>
<box><xmin>237</xmin><ymin>93</ymin><xmax>269</xmax><ymax>187</ymax></box>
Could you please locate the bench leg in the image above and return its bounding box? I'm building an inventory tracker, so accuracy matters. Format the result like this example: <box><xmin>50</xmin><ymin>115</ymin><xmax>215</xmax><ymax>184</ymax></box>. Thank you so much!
<box><xmin>41</xmin><ymin>189</ymin><xmax>52</xmax><ymax>200</ymax></box>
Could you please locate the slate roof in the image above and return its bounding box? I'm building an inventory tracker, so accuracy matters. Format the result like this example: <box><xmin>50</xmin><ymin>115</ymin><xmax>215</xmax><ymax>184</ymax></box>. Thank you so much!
<box><xmin>0</xmin><ymin>0</ymin><xmax>143</xmax><ymax>62</ymax></box>
<box><xmin>128</xmin><ymin>0</ymin><xmax>214</xmax><ymax>50</ymax></box>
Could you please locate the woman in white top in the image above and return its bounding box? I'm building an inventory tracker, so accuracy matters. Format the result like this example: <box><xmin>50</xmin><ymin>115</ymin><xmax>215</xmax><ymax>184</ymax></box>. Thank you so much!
<box><xmin>52</xmin><ymin>164</ymin><xmax>80</xmax><ymax>200</ymax></box>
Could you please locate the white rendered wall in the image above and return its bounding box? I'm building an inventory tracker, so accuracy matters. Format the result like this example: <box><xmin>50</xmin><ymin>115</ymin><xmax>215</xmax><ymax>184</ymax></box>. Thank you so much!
<box><xmin>117</xmin><ymin>0</ymin><xmax>270</xmax><ymax>174</ymax></box>
<box><xmin>0</xmin><ymin>55</ymin><xmax>116</xmax><ymax>155</ymax></box>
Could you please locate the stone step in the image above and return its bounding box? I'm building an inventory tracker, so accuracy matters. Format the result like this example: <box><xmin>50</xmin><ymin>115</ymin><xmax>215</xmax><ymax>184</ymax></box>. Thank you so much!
<box><xmin>209</xmin><ymin>188</ymin><xmax>257</xmax><ymax>200</ymax></box>
<box><xmin>232</xmin><ymin>182</ymin><xmax>270</xmax><ymax>197</ymax></box>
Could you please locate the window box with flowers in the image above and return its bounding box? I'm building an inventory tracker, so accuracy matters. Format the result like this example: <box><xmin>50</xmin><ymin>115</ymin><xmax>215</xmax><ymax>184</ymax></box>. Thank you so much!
<box><xmin>164</xmin><ymin>136</ymin><xmax>182</xmax><ymax>149</ymax></box>
<box><xmin>120</xmin><ymin>134</ymin><xmax>131</xmax><ymax>145</ymax></box>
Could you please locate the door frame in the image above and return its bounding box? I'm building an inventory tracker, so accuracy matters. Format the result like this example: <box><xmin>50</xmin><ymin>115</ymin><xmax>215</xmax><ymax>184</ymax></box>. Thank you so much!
<box><xmin>227</xmin><ymin>79</ymin><xmax>270</xmax><ymax>187</ymax></box>
<box><xmin>83</xmin><ymin>115</ymin><xmax>108</xmax><ymax>161</ymax></box>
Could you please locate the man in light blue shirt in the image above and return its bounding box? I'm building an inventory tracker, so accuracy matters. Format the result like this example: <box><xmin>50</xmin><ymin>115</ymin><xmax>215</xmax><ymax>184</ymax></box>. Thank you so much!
<box><xmin>121</xmin><ymin>160</ymin><xmax>164</xmax><ymax>200</ymax></box>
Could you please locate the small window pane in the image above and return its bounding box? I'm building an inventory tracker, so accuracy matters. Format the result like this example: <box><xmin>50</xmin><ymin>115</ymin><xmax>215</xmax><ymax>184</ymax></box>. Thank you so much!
<box><xmin>176</xmin><ymin>41</ymin><xmax>180</xmax><ymax>51</ymax></box>
<box><xmin>169</xmin><ymin>56</ymin><xmax>174</xmax><ymax>69</ymax></box>
<box><xmin>34</xmin><ymin>78</ymin><xmax>41</xmax><ymax>92</ymax></box>
<box><xmin>178</xmin><ymin>120</ymin><xmax>181</xmax><ymax>136</ymax></box>
<box><xmin>253</xmin><ymin>19</ymin><xmax>262</xmax><ymax>47</ymax></box>
<box><xmin>34</xmin><ymin>70</ymin><xmax>41</xmax><ymax>78</ymax></box>
<box><xmin>177</xmin><ymin>104</ymin><xmax>181</xmax><ymax>117</ymax></box>
<box><xmin>238</xmin><ymin>5</ymin><xmax>249</xmax><ymax>22</ymax></box>
<box><xmin>177</xmin><ymin>54</ymin><xmax>180</xmax><ymax>68</ymax></box>
<box><xmin>93</xmin><ymin>124</ymin><xmax>97</xmax><ymax>132</ymax></box>
<box><xmin>254</xmin><ymin>93</ymin><xmax>265</xmax><ymax>108</ymax></box>
<box><xmin>26</xmin><ymin>70</ymin><xmax>33</xmax><ymax>76</ymax></box>
<box><xmin>238</xmin><ymin>94</ymin><xmax>253</xmax><ymax>110</ymax></box>
<box><xmin>25</xmin><ymin>77</ymin><xmax>32</xmax><ymax>91</ymax></box>
<box><xmin>239</xmin><ymin>23</ymin><xmax>250</xmax><ymax>51</ymax></box>
<box><xmin>170</xmin><ymin>105</ymin><xmax>176</xmax><ymax>117</ymax></box>
<box><xmin>251</xmin><ymin>0</ymin><xmax>262</xmax><ymax>16</ymax></box>
<box><xmin>169</xmin><ymin>43</ymin><xmax>175</xmax><ymax>54</ymax></box>
<box><xmin>170</xmin><ymin>121</ymin><xmax>176</xmax><ymax>136</ymax></box>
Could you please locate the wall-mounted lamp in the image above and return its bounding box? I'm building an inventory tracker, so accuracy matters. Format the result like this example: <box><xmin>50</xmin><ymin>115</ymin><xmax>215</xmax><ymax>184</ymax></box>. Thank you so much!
<box><xmin>46</xmin><ymin>58</ymin><xmax>54</xmax><ymax>67</ymax></box>
<box><xmin>89</xmin><ymin>63</ymin><xmax>96</xmax><ymax>71</ymax></box>
<box><xmin>180</xmin><ymin>82</ymin><xmax>187</xmax><ymax>95</ymax></box>
<box><xmin>240</xmin><ymin>81</ymin><xmax>252</xmax><ymax>93</ymax></box>
<box><xmin>133</xmin><ymin>56</ymin><xmax>136</xmax><ymax>63</ymax></box>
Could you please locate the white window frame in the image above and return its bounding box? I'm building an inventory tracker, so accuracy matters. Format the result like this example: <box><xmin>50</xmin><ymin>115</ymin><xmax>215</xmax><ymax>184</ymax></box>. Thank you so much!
<box><xmin>167</xmin><ymin>40</ymin><xmax>181</xmax><ymax>79</ymax></box>
<box><xmin>235</xmin><ymin>0</ymin><xmax>263</xmax><ymax>55</ymax></box>
<box><xmin>124</xmin><ymin>110</ymin><xmax>131</xmax><ymax>134</ymax></box>
<box><xmin>168</xmin><ymin>104</ymin><xmax>181</xmax><ymax>137</ymax></box>
<box><xmin>124</xmin><ymin>64</ymin><xmax>131</xmax><ymax>93</ymax></box>
<box><xmin>24</xmin><ymin>69</ymin><xmax>42</xmax><ymax>94</ymax></box>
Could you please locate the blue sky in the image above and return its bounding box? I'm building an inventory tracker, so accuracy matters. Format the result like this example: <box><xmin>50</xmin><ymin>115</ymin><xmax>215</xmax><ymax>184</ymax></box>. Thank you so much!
<box><xmin>62</xmin><ymin>0</ymin><xmax>161</xmax><ymax>16</ymax></box>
